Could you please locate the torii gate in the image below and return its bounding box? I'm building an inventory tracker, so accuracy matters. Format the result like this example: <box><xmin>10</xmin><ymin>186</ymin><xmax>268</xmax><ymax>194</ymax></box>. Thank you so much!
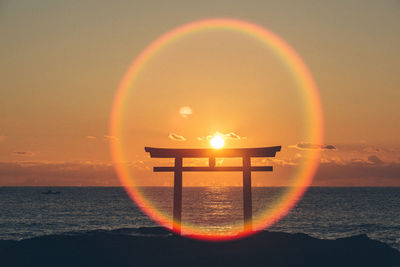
<box><xmin>145</xmin><ymin>146</ymin><xmax>281</xmax><ymax>234</ymax></box>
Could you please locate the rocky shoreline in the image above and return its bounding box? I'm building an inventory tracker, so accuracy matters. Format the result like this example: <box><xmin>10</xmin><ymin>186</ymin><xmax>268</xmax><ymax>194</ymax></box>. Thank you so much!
<box><xmin>1</xmin><ymin>227</ymin><xmax>399</xmax><ymax>267</ymax></box>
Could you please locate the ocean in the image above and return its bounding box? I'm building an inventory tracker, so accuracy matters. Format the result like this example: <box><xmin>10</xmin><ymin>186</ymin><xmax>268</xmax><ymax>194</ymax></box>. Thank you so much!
<box><xmin>1</xmin><ymin>187</ymin><xmax>399</xmax><ymax>250</ymax></box>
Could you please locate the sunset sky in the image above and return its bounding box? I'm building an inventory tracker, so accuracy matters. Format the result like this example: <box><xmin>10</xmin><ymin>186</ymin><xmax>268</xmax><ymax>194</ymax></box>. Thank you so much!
<box><xmin>1</xmin><ymin>0</ymin><xmax>400</xmax><ymax>186</ymax></box>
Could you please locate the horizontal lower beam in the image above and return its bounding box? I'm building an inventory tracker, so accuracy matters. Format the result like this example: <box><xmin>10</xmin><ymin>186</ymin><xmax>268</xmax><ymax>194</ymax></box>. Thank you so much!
<box><xmin>153</xmin><ymin>166</ymin><xmax>273</xmax><ymax>172</ymax></box>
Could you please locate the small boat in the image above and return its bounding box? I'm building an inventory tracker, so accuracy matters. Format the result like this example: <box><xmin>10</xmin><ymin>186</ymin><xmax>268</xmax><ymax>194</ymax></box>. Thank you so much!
<box><xmin>41</xmin><ymin>190</ymin><xmax>60</xmax><ymax>195</ymax></box>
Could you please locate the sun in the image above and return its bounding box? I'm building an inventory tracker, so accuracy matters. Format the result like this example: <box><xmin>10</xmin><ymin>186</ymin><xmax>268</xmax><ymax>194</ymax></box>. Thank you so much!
<box><xmin>210</xmin><ymin>135</ymin><xmax>225</xmax><ymax>149</ymax></box>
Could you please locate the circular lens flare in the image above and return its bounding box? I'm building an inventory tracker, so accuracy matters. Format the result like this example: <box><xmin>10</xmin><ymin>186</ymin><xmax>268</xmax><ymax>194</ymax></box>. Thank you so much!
<box><xmin>210</xmin><ymin>135</ymin><xmax>225</xmax><ymax>149</ymax></box>
<box><xmin>109</xmin><ymin>18</ymin><xmax>324</xmax><ymax>241</ymax></box>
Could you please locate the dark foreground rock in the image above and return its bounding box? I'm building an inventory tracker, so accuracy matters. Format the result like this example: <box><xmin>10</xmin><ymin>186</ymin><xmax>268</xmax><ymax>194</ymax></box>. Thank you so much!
<box><xmin>0</xmin><ymin>227</ymin><xmax>399</xmax><ymax>267</ymax></box>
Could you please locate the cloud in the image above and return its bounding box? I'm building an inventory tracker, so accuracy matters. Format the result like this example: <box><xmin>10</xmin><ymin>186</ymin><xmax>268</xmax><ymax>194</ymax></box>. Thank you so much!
<box><xmin>254</xmin><ymin>155</ymin><xmax>400</xmax><ymax>185</ymax></box>
<box><xmin>0</xmin><ymin>161</ymin><xmax>119</xmax><ymax>186</ymax></box>
<box><xmin>179</xmin><ymin>106</ymin><xmax>192</xmax><ymax>118</ymax></box>
<box><xmin>197</xmin><ymin>132</ymin><xmax>246</xmax><ymax>141</ymax></box>
<box><xmin>314</xmin><ymin>161</ymin><xmax>400</xmax><ymax>181</ymax></box>
<box><xmin>363</xmin><ymin>147</ymin><xmax>381</xmax><ymax>153</ymax></box>
<box><xmin>13</xmin><ymin>151</ymin><xmax>36</xmax><ymax>156</ymax></box>
<box><xmin>368</xmin><ymin>155</ymin><xmax>384</xmax><ymax>165</ymax></box>
<box><xmin>1</xmin><ymin>156</ymin><xmax>400</xmax><ymax>186</ymax></box>
<box><xmin>252</xmin><ymin>157</ymin><xmax>297</xmax><ymax>166</ymax></box>
<box><xmin>224</xmin><ymin>132</ymin><xmax>245</xmax><ymax>140</ymax></box>
<box><xmin>86</xmin><ymin>136</ymin><xmax>97</xmax><ymax>140</ymax></box>
<box><xmin>289</xmin><ymin>143</ymin><xmax>336</xmax><ymax>150</ymax></box>
<box><xmin>104</xmin><ymin>135</ymin><xmax>118</xmax><ymax>141</ymax></box>
<box><xmin>168</xmin><ymin>133</ymin><xmax>186</xmax><ymax>142</ymax></box>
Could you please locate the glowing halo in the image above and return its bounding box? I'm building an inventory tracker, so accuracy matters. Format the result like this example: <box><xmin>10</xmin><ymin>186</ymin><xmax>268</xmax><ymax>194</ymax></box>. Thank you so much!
<box><xmin>109</xmin><ymin>18</ymin><xmax>324</xmax><ymax>241</ymax></box>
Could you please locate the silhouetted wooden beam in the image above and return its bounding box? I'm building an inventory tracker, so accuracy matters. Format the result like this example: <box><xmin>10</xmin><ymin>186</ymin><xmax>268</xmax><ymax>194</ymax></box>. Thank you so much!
<box><xmin>173</xmin><ymin>157</ymin><xmax>182</xmax><ymax>234</ymax></box>
<box><xmin>153</xmin><ymin>166</ymin><xmax>273</xmax><ymax>172</ymax></box>
<box><xmin>242</xmin><ymin>156</ymin><xmax>252</xmax><ymax>232</ymax></box>
<box><xmin>145</xmin><ymin>146</ymin><xmax>281</xmax><ymax>158</ymax></box>
<box><xmin>209</xmin><ymin>157</ymin><xmax>215</xmax><ymax>167</ymax></box>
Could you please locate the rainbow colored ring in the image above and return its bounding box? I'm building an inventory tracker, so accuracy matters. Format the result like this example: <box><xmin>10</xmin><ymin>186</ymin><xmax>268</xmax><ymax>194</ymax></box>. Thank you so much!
<box><xmin>109</xmin><ymin>18</ymin><xmax>324</xmax><ymax>241</ymax></box>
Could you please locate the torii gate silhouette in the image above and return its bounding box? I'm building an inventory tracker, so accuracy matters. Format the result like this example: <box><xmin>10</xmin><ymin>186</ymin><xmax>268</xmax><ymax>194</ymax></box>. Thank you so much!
<box><xmin>145</xmin><ymin>146</ymin><xmax>281</xmax><ymax>234</ymax></box>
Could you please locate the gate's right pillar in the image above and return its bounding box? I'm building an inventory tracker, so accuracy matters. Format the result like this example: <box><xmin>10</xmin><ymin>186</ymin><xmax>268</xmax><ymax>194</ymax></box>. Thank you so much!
<box><xmin>242</xmin><ymin>156</ymin><xmax>252</xmax><ymax>232</ymax></box>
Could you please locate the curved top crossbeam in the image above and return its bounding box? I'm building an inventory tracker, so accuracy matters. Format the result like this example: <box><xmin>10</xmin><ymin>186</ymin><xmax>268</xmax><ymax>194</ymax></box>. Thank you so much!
<box><xmin>145</xmin><ymin>146</ymin><xmax>281</xmax><ymax>158</ymax></box>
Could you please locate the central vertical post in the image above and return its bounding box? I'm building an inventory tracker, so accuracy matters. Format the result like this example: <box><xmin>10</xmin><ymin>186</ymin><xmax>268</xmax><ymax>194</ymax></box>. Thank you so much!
<box><xmin>242</xmin><ymin>156</ymin><xmax>252</xmax><ymax>232</ymax></box>
<box><xmin>209</xmin><ymin>156</ymin><xmax>215</xmax><ymax>167</ymax></box>
<box><xmin>173</xmin><ymin>157</ymin><xmax>183</xmax><ymax>234</ymax></box>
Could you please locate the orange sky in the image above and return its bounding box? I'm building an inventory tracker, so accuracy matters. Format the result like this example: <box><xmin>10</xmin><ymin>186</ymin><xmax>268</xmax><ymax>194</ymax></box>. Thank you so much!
<box><xmin>1</xmin><ymin>1</ymin><xmax>400</xmax><ymax>186</ymax></box>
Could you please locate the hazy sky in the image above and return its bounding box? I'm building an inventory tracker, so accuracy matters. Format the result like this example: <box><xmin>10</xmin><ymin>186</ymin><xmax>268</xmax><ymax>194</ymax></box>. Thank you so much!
<box><xmin>1</xmin><ymin>0</ymin><xmax>400</xmax><ymax>186</ymax></box>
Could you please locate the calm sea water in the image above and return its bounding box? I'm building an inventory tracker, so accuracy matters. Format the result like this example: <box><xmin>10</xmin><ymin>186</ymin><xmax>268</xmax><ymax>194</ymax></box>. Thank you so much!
<box><xmin>0</xmin><ymin>187</ymin><xmax>399</xmax><ymax>250</ymax></box>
